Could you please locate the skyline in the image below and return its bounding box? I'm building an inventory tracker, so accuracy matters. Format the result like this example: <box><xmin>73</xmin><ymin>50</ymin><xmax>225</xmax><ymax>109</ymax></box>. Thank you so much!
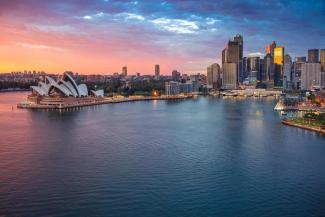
<box><xmin>0</xmin><ymin>0</ymin><xmax>324</xmax><ymax>74</ymax></box>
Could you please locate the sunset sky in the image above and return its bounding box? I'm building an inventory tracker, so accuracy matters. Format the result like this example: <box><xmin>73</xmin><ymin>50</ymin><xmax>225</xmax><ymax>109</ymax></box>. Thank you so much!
<box><xmin>0</xmin><ymin>0</ymin><xmax>324</xmax><ymax>75</ymax></box>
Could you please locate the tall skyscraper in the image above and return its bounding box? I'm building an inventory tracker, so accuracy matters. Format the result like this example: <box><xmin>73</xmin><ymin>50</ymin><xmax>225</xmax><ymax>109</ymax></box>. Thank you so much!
<box><xmin>222</xmin><ymin>63</ymin><xmax>237</xmax><ymax>89</ymax></box>
<box><xmin>265</xmin><ymin>41</ymin><xmax>277</xmax><ymax>57</ymax></box>
<box><xmin>247</xmin><ymin>56</ymin><xmax>261</xmax><ymax>80</ymax></box>
<box><xmin>207</xmin><ymin>63</ymin><xmax>221</xmax><ymax>89</ymax></box>
<box><xmin>155</xmin><ymin>64</ymin><xmax>160</xmax><ymax>78</ymax></box>
<box><xmin>274</xmin><ymin>46</ymin><xmax>284</xmax><ymax>87</ymax></box>
<box><xmin>283</xmin><ymin>54</ymin><xmax>292</xmax><ymax>89</ymax></box>
<box><xmin>222</xmin><ymin>34</ymin><xmax>243</xmax><ymax>84</ymax></box>
<box><xmin>264</xmin><ymin>53</ymin><xmax>274</xmax><ymax>81</ymax></box>
<box><xmin>122</xmin><ymin>66</ymin><xmax>127</xmax><ymax>77</ymax></box>
<box><xmin>308</xmin><ymin>49</ymin><xmax>319</xmax><ymax>63</ymax></box>
<box><xmin>301</xmin><ymin>62</ymin><xmax>321</xmax><ymax>90</ymax></box>
<box><xmin>320</xmin><ymin>49</ymin><xmax>325</xmax><ymax>72</ymax></box>
<box><xmin>233</xmin><ymin>34</ymin><xmax>243</xmax><ymax>60</ymax></box>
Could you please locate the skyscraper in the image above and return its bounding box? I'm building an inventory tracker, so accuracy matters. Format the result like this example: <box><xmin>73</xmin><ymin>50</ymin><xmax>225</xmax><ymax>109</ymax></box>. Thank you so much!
<box><xmin>320</xmin><ymin>49</ymin><xmax>325</xmax><ymax>72</ymax></box>
<box><xmin>265</xmin><ymin>41</ymin><xmax>277</xmax><ymax>57</ymax></box>
<box><xmin>222</xmin><ymin>63</ymin><xmax>237</xmax><ymax>89</ymax></box>
<box><xmin>155</xmin><ymin>64</ymin><xmax>160</xmax><ymax>78</ymax></box>
<box><xmin>264</xmin><ymin>53</ymin><xmax>274</xmax><ymax>81</ymax></box>
<box><xmin>233</xmin><ymin>34</ymin><xmax>243</xmax><ymax>60</ymax></box>
<box><xmin>207</xmin><ymin>63</ymin><xmax>221</xmax><ymax>89</ymax></box>
<box><xmin>222</xmin><ymin>34</ymin><xmax>243</xmax><ymax>84</ymax></box>
<box><xmin>283</xmin><ymin>54</ymin><xmax>292</xmax><ymax>89</ymax></box>
<box><xmin>308</xmin><ymin>49</ymin><xmax>319</xmax><ymax>63</ymax></box>
<box><xmin>301</xmin><ymin>63</ymin><xmax>321</xmax><ymax>90</ymax></box>
<box><xmin>122</xmin><ymin>66</ymin><xmax>127</xmax><ymax>77</ymax></box>
<box><xmin>274</xmin><ymin>46</ymin><xmax>284</xmax><ymax>87</ymax></box>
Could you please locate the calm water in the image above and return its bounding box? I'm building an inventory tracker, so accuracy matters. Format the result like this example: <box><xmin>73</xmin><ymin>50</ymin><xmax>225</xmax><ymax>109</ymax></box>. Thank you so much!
<box><xmin>0</xmin><ymin>92</ymin><xmax>325</xmax><ymax>217</ymax></box>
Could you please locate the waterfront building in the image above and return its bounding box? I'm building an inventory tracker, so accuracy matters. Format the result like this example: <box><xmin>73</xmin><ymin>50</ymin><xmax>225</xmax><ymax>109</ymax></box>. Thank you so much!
<box><xmin>308</xmin><ymin>49</ymin><xmax>319</xmax><ymax>63</ymax></box>
<box><xmin>165</xmin><ymin>81</ymin><xmax>197</xmax><ymax>95</ymax></box>
<box><xmin>274</xmin><ymin>46</ymin><xmax>284</xmax><ymax>87</ymax></box>
<box><xmin>207</xmin><ymin>63</ymin><xmax>221</xmax><ymax>89</ymax></box>
<box><xmin>283</xmin><ymin>54</ymin><xmax>292</xmax><ymax>89</ymax></box>
<box><xmin>222</xmin><ymin>63</ymin><xmax>237</xmax><ymax>89</ymax></box>
<box><xmin>122</xmin><ymin>66</ymin><xmax>127</xmax><ymax>77</ymax></box>
<box><xmin>155</xmin><ymin>64</ymin><xmax>160</xmax><ymax>79</ymax></box>
<box><xmin>321</xmin><ymin>49</ymin><xmax>325</xmax><ymax>72</ymax></box>
<box><xmin>165</xmin><ymin>81</ymin><xmax>180</xmax><ymax>95</ymax></box>
<box><xmin>301</xmin><ymin>62</ymin><xmax>321</xmax><ymax>90</ymax></box>
<box><xmin>28</xmin><ymin>72</ymin><xmax>104</xmax><ymax>106</ymax></box>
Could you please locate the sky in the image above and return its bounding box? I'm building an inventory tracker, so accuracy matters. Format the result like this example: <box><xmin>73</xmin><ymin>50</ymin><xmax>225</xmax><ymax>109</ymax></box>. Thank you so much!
<box><xmin>0</xmin><ymin>0</ymin><xmax>324</xmax><ymax>75</ymax></box>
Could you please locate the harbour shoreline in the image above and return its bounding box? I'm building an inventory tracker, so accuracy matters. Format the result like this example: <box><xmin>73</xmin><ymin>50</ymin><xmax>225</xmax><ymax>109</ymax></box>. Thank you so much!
<box><xmin>282</xmin><ymin>119</ymin><xmax>325</xmax><ymax>135</ymax></box>
<box><xmin>17</xmin><ymin>95</ymin><xmax>193</xmax><ymax>110</ymax></box>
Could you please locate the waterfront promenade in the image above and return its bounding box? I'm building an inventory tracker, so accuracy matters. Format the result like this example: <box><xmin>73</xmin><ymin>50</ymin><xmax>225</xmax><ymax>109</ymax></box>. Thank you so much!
<box><xmin>282</xmin><ymin>119</ymin><xmax>325</xmax><ymax>135</ymax></box>
<box><xmin>17</xmin><ymin>95</ymin><xmax>193</xmax><ymax>110</ymax></box>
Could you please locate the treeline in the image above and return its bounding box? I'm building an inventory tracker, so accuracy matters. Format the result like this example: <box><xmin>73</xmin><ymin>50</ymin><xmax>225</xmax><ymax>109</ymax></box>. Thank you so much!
<box><xmin>85</xmin><ymin>79</ymin><xmax>166</xmax><ymax>96</ymax></box>
<box><xmin>304</xmin><ymin>113</ymin><xmax>325</xmax><ymax>125</ymax></box>
<box><xmin>0</xmin><ymin>81</ymin><xmax>36</xmax><ymax>90</ymax></box>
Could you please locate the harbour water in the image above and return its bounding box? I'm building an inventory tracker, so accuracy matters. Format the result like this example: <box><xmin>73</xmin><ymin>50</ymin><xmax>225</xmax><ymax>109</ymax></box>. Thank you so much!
<box><xmin>0</xmin><ymin>92</ymin><xmax>324</xmax><ymax>217</ymax></box>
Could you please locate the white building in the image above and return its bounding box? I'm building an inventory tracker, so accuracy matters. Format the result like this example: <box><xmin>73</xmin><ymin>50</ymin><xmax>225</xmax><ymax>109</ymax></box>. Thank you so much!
<box><xmin>301</xmin><ymin>63</ymin><xmax>321</xmax><ymax>90</ymax></box>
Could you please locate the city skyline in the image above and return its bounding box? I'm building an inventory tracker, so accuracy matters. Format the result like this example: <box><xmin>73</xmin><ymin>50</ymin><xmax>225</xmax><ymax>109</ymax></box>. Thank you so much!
<box><xmin>0</xmin><ymin>0</ymin><xmax>324</xmax><ymax>75</ymax></box>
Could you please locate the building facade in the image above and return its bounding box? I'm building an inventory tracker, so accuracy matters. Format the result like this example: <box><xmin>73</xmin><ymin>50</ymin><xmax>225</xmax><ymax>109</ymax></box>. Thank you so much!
<box><xmin>207</xmin><ymin>63</ymin><xmax>221</xmax><ymax>89</ymax></box>
<box><xmin>222</xmin><ymin>63</ymin><xmax>237</xmax><ymax>89</ymax></box>
<box><xmin>308</xmin><ymin>49</ymin><xmax>319</xmax><ymax>63</ymax></box>
<box><xmin>301</xmin><ymin>63</ymin><xmax>321</xmax><ymax>90</ymax></box>
<box><xmin>320</xmin><ymin>49</ymin><xmax>325</xmax><ymax>72</ymax></box>
<box><xmin>155</xmin><ymin>64</ymin><xmax>160</xmax><ymax>79</ymax></box>
<box><xmin>274</xmin><ymin>46</ymin><xmax>284</xmax><ymax>87</ymax></box>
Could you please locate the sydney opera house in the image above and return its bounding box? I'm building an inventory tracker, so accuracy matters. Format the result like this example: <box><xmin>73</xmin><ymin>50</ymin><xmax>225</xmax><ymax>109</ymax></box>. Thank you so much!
<box><xmin>25</xmin><ymin>72</ymin><xmax>104</xmax><ymax>108</ymax></box>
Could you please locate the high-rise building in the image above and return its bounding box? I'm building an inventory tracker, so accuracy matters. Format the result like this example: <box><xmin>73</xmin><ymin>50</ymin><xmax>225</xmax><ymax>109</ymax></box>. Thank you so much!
<box><xmin>222</xmin><ymin>63</ymin><xmax>237</xmax><ymax>89</ymax></box>
<box><xmin>155</xmin><ymin>64</ymin><xmax>160</xmax><ymax>78</ymax></box>
<box><xmin>122</xmin><ymin>66</ymin><xmax>127</xmax><ymax>77</ymax></box>
<box><xmin>301</xmin><ymin>63</ymin><xmax>321</xmax><ymax>90</ymax></box>
<box><xmin>247</xmin><ymin>56</ymin><xmax>261</xmax><ymax>80</ymax></box>
<box><xmin>283</xmin><ymin>54</ymin><xmax>292</xmax><ymax>89</ymax></box>
<box><xmin>265</xmin><ymin>41</ymin><xmax>277</xmax><ymax>57</ymax></box>
<box><xmin>320</xmin><ymin>49</ymin><xmax>325</xmax><ymax>72</ymax></box>
<box><xmin>264</xmin><ymin>54</ymin><xmax>274</xmax><ymax>81</ymax></box>
<box><xmin>233</xmin><ymin>34</ymin><xmax>243</xmax><ymax>60</ymax></box>
<box><xmin>222</xmin><ymin>34</ymin><xmax>243</xmax><ymax>83</ymax></box>
<box><xmin>207</xmin><ymin>63</ymin><xmax>221</xmax><ymax>89</ymax></box>
<box><xmin>308</xmin><ymin>49</ymin><xmax>319</xmax><ymax>63</ymax></box>
<box><xmin>172</xmin><ymin>70</ymin><xmax>181</xmax><ymax>81</ymax></box>
<box><xmin>274</xmin><ymin>46</ymin><xmax>284</xmax><ymax>87</ymax></box>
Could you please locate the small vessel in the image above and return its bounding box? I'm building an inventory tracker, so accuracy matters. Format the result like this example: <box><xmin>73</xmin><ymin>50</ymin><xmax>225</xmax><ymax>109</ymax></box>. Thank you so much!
<box><xmin>281</xmin><ymin>111</ymin><xmax>287</xmax><ymax>116</ymax></box>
